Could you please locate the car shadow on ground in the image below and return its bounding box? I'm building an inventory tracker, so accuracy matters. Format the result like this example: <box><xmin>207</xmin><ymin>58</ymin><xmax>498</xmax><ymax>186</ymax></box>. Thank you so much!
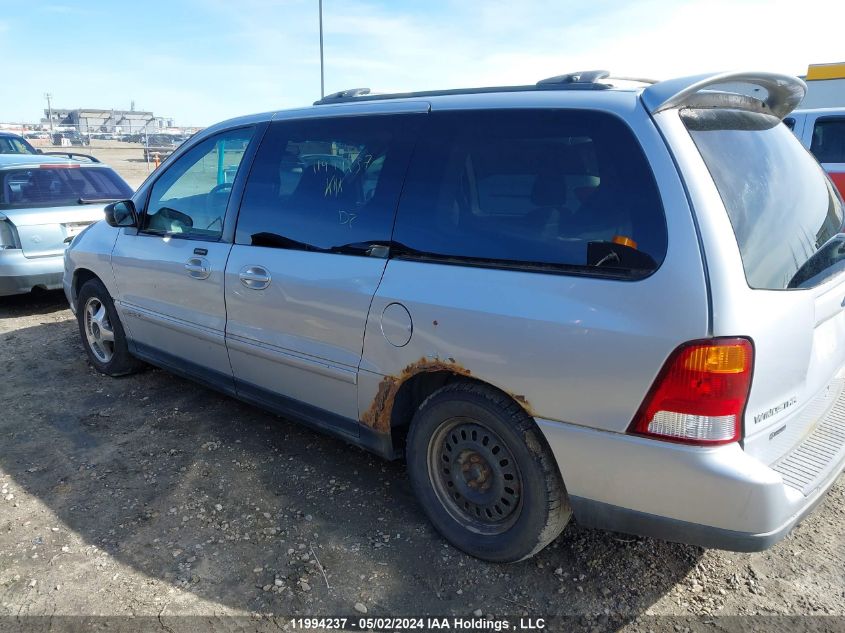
<box><xmin>0</xmin><ymin>308</ymin><xmax>702</xmax><ymax>625</ymax></box>
<box><xmin>0</xmin><ymin>289</ymin><xmax>68</xmax><ymax>321</ymax></box>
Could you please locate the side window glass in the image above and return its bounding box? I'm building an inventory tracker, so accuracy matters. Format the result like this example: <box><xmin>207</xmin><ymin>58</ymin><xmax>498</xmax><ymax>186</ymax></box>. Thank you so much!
<box><xmin>810</xmin><ymin>118</ymin><xmax>845</xmax><ymax>164</ymax></box>
<box><xmin>235</xmin><ymin>114</ymin><xmax>423</xmax><ymax>252</ymax></box>
<box><xmin>393</xmin><ymin>110</ymin><xmax>667</xmax><ymax>277</ymax></box>
<box><xmin>143</xmin><ymin>127</ymin><xmax>254</xmax><ymax>238</ymax></box>
<box><xmin>783</xmin><ymin>118</ymin><xmax>795</xmax><ymax>131</ymax></box>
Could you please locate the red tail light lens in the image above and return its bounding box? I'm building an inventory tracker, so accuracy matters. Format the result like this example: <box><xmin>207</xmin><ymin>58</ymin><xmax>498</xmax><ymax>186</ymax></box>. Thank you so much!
<box><xmin>627</xmin><ymin>338</ymin><xmax>754</xmax><ymax>445</ymax></box>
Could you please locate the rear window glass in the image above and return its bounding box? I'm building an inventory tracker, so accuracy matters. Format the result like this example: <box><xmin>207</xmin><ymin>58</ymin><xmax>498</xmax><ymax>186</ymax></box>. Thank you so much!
<box><xmin>392</xmin><ymin>110</ymin><xmax>667</xmax><ymax>278</ymax></box>
<box><xmin>0</xmin><ymin>167</ymin><xmax>132</xmax><ymax>209</ymax></box>
<box><xmin>685</xmin><ymin>109</ymin><xmax>844</xmax><ymax>290</ymax></box>
<box><xmin>810</xmin><ymin>117</ymin><xmax>845</xmax><ymax>164</ymax></box>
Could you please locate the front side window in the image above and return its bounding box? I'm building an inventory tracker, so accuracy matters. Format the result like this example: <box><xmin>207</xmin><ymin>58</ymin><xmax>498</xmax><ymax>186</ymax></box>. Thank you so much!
<box><xmin>0</xmin><ymin>166</ymin><xmax>131</xmax><ymax>209</ymax></box>
<box><xmin>810</xmin><ymin>117</ymin><xmax>845</xmax><ymax>164</ymax></box>
<box><xmin>235</xmin><ymin>114</ymin><xmax>423</xmax><ymax>252</ymax></box>
<box><xmin>685</xmin><ymin>109</ymin><xmax>844</xmax><ymax>290</ymax></box>
<box><xmin>143</xmin><ymin>127</ymin><xmax>254</xmax><ymax>239</ymax></box>
<box><xmin>392</xmin><ymin>109</ymin><xmax>667</xmax><ymax>278</ymax></box>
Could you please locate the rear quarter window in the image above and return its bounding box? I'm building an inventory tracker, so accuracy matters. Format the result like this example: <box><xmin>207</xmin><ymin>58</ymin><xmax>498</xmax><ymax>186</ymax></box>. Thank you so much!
<box><xmin>392</xmin><ymin>109</ymin><xmax>667</xmax><ymax>278</ymax></box>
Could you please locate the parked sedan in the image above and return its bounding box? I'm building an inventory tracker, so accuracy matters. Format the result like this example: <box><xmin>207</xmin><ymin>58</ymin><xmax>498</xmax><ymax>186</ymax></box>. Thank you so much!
<box><xmin>0</xmin><ymin>154</ymin><xmax>133</xmax><ymax>296</ymax></box>
<box><xmin>0</xmin><ymin>131</ymin><xmax>39</xmax><ymax>155</ymax></box>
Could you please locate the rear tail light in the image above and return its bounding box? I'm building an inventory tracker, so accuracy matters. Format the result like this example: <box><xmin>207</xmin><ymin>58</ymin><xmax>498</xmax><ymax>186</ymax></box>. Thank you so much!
<box><xmin>627</xmin><ymin>338</ymin><xmax>754</xmax><ymax>445</ymax></box>
<box><xmin>0</xmin><ymin>213</ymin><xmax>20</xmax><ymax>250</ymax></box>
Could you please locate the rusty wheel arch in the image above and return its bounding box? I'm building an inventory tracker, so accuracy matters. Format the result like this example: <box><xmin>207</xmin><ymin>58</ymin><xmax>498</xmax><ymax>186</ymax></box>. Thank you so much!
<box><xmin>360</xmin><ymin>358</ymin><xmax>535</xmax><ymax>453</ymax></box>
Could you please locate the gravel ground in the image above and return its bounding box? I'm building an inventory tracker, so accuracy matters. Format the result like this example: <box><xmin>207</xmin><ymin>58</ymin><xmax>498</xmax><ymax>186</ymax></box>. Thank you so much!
<box><xmin>1</xmin><ymin>291</ymin><xmax>844</xmax><ymax>632</ymax></box>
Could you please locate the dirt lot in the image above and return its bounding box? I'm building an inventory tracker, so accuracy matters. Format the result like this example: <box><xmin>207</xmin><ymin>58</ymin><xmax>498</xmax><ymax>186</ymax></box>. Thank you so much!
<box><xmin>1</xmin><ymin>291</ymin><xmax>844</xmax><ymax>632</ymax></box>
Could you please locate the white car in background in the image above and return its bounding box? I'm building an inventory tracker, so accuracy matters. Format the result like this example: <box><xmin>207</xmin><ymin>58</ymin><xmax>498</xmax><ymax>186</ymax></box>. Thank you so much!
<box><xmin>0</xmin><ymin>153</ymin><xmax>133</xmax><ymax>296</ymax></box>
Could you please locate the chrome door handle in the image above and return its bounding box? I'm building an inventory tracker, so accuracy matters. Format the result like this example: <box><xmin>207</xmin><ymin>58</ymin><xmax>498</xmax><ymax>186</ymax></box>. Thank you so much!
<box><xmin>239</xmin><ymin>265</ymin><xmax>271</xmax><ymax>290</ymax></box>
<box><xmin>185</xmin><ymin>257</ymin><xmax>210</xmax><ymax>280</ymax></box>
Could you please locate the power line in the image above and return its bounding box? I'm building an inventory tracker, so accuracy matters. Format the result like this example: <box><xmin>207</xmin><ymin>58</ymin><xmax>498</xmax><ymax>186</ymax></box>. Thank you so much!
<box><xmin>319</xmin><ymin>0</ymin><xmax>325</xmax><ymax>99</ymax></box>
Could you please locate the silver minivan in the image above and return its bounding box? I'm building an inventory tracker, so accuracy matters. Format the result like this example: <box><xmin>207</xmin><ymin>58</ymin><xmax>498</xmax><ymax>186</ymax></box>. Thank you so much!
<box><xmin>63</xmin><ymin>71</ymin><xmax>845</xmax><ymax>562</ymax></box>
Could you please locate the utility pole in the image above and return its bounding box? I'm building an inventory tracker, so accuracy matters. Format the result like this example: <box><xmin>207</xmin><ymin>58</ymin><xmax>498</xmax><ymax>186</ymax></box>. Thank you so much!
<box><xmin>44</xmin><ymin>93</ymin><xmax>53</xmax><ymax>132</ymax></box>
<box><xmin>319</xmin><ymin>0</ymin><xmax>325</xmax><ymax>98</ymax></box>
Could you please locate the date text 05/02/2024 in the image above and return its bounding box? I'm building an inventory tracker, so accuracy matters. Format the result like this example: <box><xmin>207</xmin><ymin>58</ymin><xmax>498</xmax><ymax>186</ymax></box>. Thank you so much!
<box><xmin>290</xmin><ymin>617</ymin><xmax>547</xmax><ymax>630</ymax></box>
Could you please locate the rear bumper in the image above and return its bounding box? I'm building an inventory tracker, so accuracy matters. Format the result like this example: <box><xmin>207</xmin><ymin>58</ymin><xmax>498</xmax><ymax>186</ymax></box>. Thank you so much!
<box><xmin>0</xmin><ymin>249</ymin><xmax>64</xmax><ymax>296</ymax></box>
<box><xmin>536</xmin><ymin>417</ymin><xmax>845</xmax><ymax>551</ymax></box>
<box><xmin>568</xmin><ymin>488</ymin><xmax>829</xmax><ymax>552</ymax></box>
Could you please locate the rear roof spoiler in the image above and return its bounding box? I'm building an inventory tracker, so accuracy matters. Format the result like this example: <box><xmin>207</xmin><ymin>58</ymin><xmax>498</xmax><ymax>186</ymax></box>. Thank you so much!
<box><xmin>641</xmin><ymin>71</ymin><xmax>806</xmax><ymax>120</ymax></box>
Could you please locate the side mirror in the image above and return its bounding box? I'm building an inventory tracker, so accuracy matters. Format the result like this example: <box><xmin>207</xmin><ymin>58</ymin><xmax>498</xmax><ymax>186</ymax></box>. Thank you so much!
<box><xmin>104</xmin><ymin>200</ymin><xmax>138</xmax><ymax>228</ymax></box>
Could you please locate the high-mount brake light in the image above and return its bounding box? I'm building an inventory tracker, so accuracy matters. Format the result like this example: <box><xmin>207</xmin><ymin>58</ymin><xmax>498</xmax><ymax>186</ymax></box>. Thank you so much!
<box><xmin>627</xmin><ymin>338</ymin><xmax>753</xmax><ymax>445</ymax></box>
<box><xmin>39</xmin><ymin>163</ymin><xmax>81</xmax><ymax>169</ymax></box>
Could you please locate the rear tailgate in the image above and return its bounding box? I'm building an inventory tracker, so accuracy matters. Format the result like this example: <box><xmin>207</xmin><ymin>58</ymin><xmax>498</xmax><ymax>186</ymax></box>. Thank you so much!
<box><xmin>680</xmin><ymin>107</ymin><xmax>845</xmax><ymax>474</ymax></box>
<box><xmin>4</xmin><ymin>205</ymin><xmax>105</xmax><ymax>257</ymax></box>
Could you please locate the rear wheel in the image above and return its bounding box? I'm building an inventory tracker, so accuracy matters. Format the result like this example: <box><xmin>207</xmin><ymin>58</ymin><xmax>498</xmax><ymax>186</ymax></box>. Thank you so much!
<box><xmin>406</xmin><ymin>382</ymin><xmax>571</xmax><ymax>562</ymax></box>
<box><xmin>76</xmin><ymin>278</ymin><xmax>142</xmax><ymax>376</ymax></box>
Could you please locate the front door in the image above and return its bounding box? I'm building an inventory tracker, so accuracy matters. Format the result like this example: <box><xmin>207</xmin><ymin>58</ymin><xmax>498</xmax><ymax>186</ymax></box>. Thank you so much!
<box><xmin>224</xmin><ymin>109</ymin><xmax>426</xmax><ymax>430</ymax></box>
<box><xmin>111</xmin><ymin>126</ymin><xmax>257</xmax><ymax>390</ymax></box>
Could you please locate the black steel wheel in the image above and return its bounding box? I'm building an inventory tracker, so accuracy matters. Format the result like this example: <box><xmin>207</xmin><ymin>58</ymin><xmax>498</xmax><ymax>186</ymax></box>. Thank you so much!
<box><xmin>407</xmin><ymin>382</ymin><xmax>571</xmax><ymax>562</ymax></box>
<box><xmin>428</xmin><ymin>420</ymin><xmax>523</xmax><ymax>535</ymax></box>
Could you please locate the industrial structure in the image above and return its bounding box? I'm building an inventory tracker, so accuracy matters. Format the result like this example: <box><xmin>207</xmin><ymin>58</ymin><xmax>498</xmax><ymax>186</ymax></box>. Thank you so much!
<box><xmin>41</xmin><ymin>108</ymin><xmax>174</xmax><ymax>135</ymax></box>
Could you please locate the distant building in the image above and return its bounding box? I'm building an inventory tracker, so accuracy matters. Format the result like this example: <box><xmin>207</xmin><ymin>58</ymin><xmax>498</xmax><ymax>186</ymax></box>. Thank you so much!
<box><xmin>42</xmin><ymin>108</ymin><xmax>174</xmax><ymax>134</ymax></box>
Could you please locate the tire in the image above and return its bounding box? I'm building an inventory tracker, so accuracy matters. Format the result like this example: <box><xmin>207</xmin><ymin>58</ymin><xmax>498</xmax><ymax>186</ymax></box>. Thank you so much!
<box><xmin>406</xmin><ymin>382</ymin><xmax>571</xmax><ymax>562</ymax></box>
<box><xmin>76</xmin><ymin>278</ymin><xmax>142</xmax><ymax>376</ymax></box>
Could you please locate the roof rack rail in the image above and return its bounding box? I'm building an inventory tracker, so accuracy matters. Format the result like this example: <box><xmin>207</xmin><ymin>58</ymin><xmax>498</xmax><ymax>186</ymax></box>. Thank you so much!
<box><xmin>39</xmin><ymin>151</ymin><xmax>101</xmax><ymax>163</ymax></box>
<box><xmin>536</xmin><ymin>70</ymin><xmax>610</xmax><ymax>86</ymax></box>
<box><xmin>315</xmin><ymin>88</ymin><xmax>371</xmax><ymax>104</ymax></box>
<box><xmin>642</xmin><ymin>71</ymin><xmax>806</xmax><ymax>119</ymax></box>
<box><xmin>311</xmin><ymin>70</ymin><xmax>650</xmax><ymax>106</ymax></box>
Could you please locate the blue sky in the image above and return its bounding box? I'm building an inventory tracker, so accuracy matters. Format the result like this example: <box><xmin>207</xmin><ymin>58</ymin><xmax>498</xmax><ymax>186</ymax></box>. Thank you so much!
<box><xmin>0</xmin><ymin>0</ymin><xmax>841</xmax><ymax>126</ymax></box>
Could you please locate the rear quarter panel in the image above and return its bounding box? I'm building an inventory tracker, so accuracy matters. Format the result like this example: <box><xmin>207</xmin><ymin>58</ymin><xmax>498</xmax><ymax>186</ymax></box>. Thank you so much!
<box><xmin>359</xmin><ymin>100</ymin><xmax>711</xmax><ymax>434</ymax></box>
<box><xmin>655</xmin><ymin>109</ymin><xmax>845</xmax><ymax>465</ymax></box>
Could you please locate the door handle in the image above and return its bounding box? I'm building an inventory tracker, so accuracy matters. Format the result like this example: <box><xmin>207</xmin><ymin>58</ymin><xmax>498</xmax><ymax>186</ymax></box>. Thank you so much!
<box><xmin>239</xmin><ymin>265</ymin><xmax>271</xmax><ymax>290</ymax></box>
<box><xmin>185</xmin><ymin>257</ymin><xmax>211</xmax><ymax>280</ymax></box>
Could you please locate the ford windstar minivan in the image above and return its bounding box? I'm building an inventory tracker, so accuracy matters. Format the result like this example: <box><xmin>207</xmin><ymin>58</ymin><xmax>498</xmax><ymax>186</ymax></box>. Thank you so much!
<box><xmin>63</xmin><ymin>71</ymin><xmax>845</xmax><ymax>562</ymax></box>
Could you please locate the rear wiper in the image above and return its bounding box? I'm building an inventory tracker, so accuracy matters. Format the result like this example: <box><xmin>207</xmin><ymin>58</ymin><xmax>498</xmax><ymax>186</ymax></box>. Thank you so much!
<box><xmin>78</xmin><ymin>197</ymin><xmax>124</xmax><ymax>205</ymax></box>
